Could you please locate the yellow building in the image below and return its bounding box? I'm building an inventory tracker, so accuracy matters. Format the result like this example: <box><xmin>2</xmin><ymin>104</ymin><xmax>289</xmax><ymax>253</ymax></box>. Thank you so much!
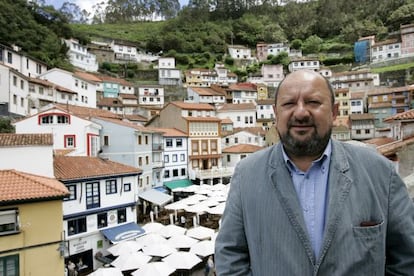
<box><xmin>0</xmin><ymin>170</ymin><xmax>69</xmax><ymax>276</ymax></box>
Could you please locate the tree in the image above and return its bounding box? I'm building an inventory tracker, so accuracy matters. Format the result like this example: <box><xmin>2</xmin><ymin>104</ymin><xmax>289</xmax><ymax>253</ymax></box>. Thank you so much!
<box><xmin>59</xmin><ymin>2</ymin><xmax>89</xmax><ymax>23</ymax></box>
<box><xmin>0</xmin><ymin>118</ymin><xmax>15</xmax><ymax>133</ymax></box>
<box><xmin>302</xmin><ymin>35</ymin><xmax>323</xmax><ymax>55</ymax></box>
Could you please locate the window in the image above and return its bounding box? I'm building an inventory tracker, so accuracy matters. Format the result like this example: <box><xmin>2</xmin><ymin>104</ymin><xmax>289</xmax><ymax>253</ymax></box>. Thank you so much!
<box><xmin>176</xmin><ymin>139</ymin><xmax>183</xmax><ymax>147</ymax></box>
<box><xmin>104</xmin><ymin>135</ymin><xmax>109</xmax><ymax>146</ymax></box>
<box><xmin>138</xmin><ymin>136</ymin><xmax>142</xmax><ymax>144</ymax></box>
<box><xmin>0</xmin><ymin>254</ymin><xmax>19</xmax><ymax>276</ymax></box>
<box><xmin>86</xmin><ymin>182</ymin><xmax>100</xmax><ymax>209</ymax></box>
<box><xmin>173</xmin><ymin>169</ymin><xmax>179</xmax><ymax>177</ymax></box>
<box><xmin>118</xmin><ymin>209</ymin><xmax>126</xmax><ymax>223</ymax></box>
<box><xmin>20</xmin><ymin>80</ymin><xmax>24</xmax><ymax>89</ymax></box>
<box><xmin>7</xmin><ymin>52</ymin><xmax>12</xmax><ymax>64</ymax></box>
<box><xmin>365</xmin><ymin>129</ymin><xmax>370</xmax><ymax>134</ymax></box>
<box><xmin>180</xmin><ymin>154</ymin><xmax>185</xmax><ymax>161</ymax></box>
<box><xmin>124</xmin><ymin>183</ymin><xmax>131</xmax><ymax>192</ymax></box>
<box><xmin>166</xmin><ymin>139</ymin><xmax>173</xmax><ymax>147</ymax></box>
<box><xmin>235</xmin><ymin>137</ymin><xmax>238</xmax><ymax>143</ymax></box>
<box><xmin>211</xmin><ymin>141</ymin><xmax>217</xmax><ymax>151</ymax></box>
<box><xmin>0</xmin><ymin>209</ymin><xmax>19</xmax><ymax>235</ymax></box>
<box><xmin>145</xmin><ymin>156</ymin><xmax>149</xmax><ymax>165</ymax></box>
<box><xmin>57</xmin><ymin>115</ymin><xmax>69</xmax><ymax>124</ymax></box>
<box><xmin>106</xmin><ymin>180</ymin><xmax>117</xmax><ymax>194</ymax></box>
<box><xmin>65</xmin><ymin>135</ymin><xmax>75</xmax><ymax>148</ymax></box>
<box><xmin>68</xmin><ymin>217</ymin><xmax>87</xmax><ymax>236</ymax></box>
<box><xmin>237</xmin><ymin>116</ymin><xmax>241</xmax><ymax>122</ymax></box>
<box><xmin>66</xmin><ymin>185</ymin><xmax>76</xmax><ymax>201</ymax></box>
<box><xmin>164</xmin><ymin>170</ymin><xmax>170</xmax><ymax>178</ymax></box>
<box><xmin>227</xmin><ymin>155</ymin><xmax>231</xmax><ymax>162</ymax></box>
<box><xmin>138</xmin><ymin>157</ymin><xmax>143</xmax><ymax>166</ymax></box>
<box><xmin>164</xmin><ymin>155</ymin><xmax>169</xmax><ymax>163</ymax></box>
<box><xmin>40</xmin><ymin>115</ymin><xmax>53</xmax><ymax>124</ymax></box>
<box><xmin>356</xmin><ymin>130</ymin><xmax>361</xmax><ymax>134</ymax></box>
<box><xmin>225</xmin><ymin>138</ymin><xmax>229</xmax><ymax>144</ymax></box>
<box><xmin>172</xmin><ymin>154</ymin><xmax>178</xmax><ymax>162</ymax></box>
<box><xmin>145</xmin><ymin>136</ymin><xmax>149</xmax><ymax>144</ymax></box>
<box><xmin>181</xmin><ymin>168</ymin><xmax>186</xmax><ymax>176</ymax></box>
<box><xmin>97</xmin><ymin>213</ymin><xmax>107</xmax><ymax>229</ymax></box>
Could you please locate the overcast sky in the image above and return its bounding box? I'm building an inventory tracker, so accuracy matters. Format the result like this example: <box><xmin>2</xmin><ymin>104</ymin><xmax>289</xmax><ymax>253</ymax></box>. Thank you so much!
<box><xmin>45</xmin><ymin>0</ymin><xmax>189</xmax><ymax>13</ymax></box>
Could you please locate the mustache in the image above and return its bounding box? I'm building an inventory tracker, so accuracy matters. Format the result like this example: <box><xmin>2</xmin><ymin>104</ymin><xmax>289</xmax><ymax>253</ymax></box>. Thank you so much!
<box><xmin>287</xmin><ymin>118</ymin><xmax>315</xmax><ymax>127</ymax></box>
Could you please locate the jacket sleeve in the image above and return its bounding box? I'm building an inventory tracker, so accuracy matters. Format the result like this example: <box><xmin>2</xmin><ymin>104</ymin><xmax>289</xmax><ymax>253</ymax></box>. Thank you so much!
<box><xmin>385</xmin><ymin>167</ymin><xmax>414</xmax><ymax>275</ymax></box>
<box><xmin>214</xmin><ymin>164</ymin><xmax>252</xmax><ymax>276</ymax></box>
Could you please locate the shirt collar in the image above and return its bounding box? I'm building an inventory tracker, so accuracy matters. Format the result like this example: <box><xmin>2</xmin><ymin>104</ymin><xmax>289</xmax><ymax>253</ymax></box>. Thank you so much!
<box><xmin>282</xmin><ymin>139</ymin><xmax>332</xmax><ymax>173</ymax></box>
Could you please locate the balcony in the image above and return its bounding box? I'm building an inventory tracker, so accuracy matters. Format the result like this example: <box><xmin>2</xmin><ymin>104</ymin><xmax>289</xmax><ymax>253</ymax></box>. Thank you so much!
<box><xmin>152</xmin><ymin>161</ymin><xmax>164</xmax><ymax>168</ymax></box>
<box><xmin>152</xmin><ymin>143</ymin><xmax>163</xmax><ymax>151</ymax></box>
<box><xmin>190</xmin><ymin>166</ymin><xmax>235</xmax><ymax>180</ymax></box>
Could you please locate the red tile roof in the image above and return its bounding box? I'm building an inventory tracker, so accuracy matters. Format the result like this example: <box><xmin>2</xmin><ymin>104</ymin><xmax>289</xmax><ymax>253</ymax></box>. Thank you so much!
<box><xmin>54</xmin><ymin>156</ymin><xmax>142</xmax><ymax>181</ymax></box>
<box><xmin>53</xmin><ymin>103</ymin><xmax>122</xmax><ymax>120</ymax></box>
<box><xmin>217</xmin><ymin>103</ymin><xmax>256</xmax><ymax>111</ymax></box>
<box><xmin>222</xmin><ymin>144</ymin><xmax>263</xmax><ymax>153</ymax></box>
<box><xmin>170</xmin><ymin>101</ymin><xmax>215</xmax><ymax>110</ymax></box>
<box><xmin>0</xmin><ymin>169</ymin><xmax>69</xmax><ymax>203</ymax></box>
<box><xmin>146</xmin><ymin>127</ymin><xmax>187</xmax><ymax>137</ymax></box>
<box><xmin>384</xmin><ymin>109</ymin><xmax>414</xmax><ymax>122</ymax></box>
<box><xmin>227</xmin><ymin>83</ymin><xmax>257</xmax><ymax>91</ymax></box>
<box><xmin>0</xmin><ymin>133</ymin><xmax>53</xmax><ymax>146</ymax></box>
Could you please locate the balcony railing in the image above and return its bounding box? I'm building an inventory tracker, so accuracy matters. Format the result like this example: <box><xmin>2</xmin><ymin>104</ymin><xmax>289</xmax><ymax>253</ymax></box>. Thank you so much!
<box><xmin>190</xmin><ymin>166</ymin><xmax>235</xmax><ymax>179</ymax></box>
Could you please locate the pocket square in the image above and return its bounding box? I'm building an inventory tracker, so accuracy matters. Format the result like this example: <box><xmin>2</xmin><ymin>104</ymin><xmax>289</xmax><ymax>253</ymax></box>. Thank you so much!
<box><xmin>360</xmin><ymin>221</ymin><xmax>380</xmax><ymax>227</ymax></box>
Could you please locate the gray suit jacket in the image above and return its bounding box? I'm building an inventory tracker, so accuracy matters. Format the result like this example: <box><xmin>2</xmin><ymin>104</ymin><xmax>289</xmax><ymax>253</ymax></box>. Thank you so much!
<box><xmin>215</xmin><ymin>140</ymin><xmax>414</xmax><ymax>275</ymax></box>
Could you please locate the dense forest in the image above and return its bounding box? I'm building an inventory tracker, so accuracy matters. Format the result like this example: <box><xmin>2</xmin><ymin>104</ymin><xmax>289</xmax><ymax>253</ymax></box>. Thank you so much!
<box><xmin>1</xmin><ymin>0</ymin><xmax>414</xmax><ymax>71</ymax></box>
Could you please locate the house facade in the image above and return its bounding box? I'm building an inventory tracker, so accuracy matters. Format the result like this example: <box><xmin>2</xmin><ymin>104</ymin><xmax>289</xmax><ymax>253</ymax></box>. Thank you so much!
<box><xmin>158</xmin><ymin>57</ymin><xmax>181</xmax><ymax>86</ymax></box>
<box><xmin>371</xmin><ymin>39</ymin><xmax>401</xmax><ymax>64</ymax></box>
<box><xmin>256</xmin><ymin>99</ymin><xmax>274</xmax><ymax>130</ymax></box>
<box><xmin>329</xmin><ymin>69</ymin><xmax>380</xmax><ymax>91</ymax></box>
<box><xmin>222</xmin><ymin>144</ymin><xmax>263</xmax><ymax>167</ymax></box>
<box><xmin>14</xmin><ymin>104</ymin><xmax>105</xmax><ymax>157</ymax></box>
<box><xmin>186</xmin><ymin>86</ymin><xmax>226</xmax><ymax>105</ymax></box>
<box><xmin>0</xmin><ymin>169</ymin><xmax>68</xmax><ymax>276</ymax></box>
<box><xmin>227</xmin><ymin>83</ymin><xmax>257</xmax><ymax>104</ymax></box>
<box><xmin>138</xmin><ymin>85</ymin><xmax>165</xmax><ymax>106</ymax></box>
<box><xmin>54</xmin><ymin>156</ymin><xmax>142</xmax><ymax>273</ymax></box>
<box><xmin>63</xmin><ymin>38</ymin><xmax>98</xmax><ymax>72</ymax></box>
<box><xmin>216</xmin><ymin>103</ymin><xmax>257</xmax><ymax>128</ymax></box>
<box><xmin>288</xmin><ymin>57</ymin><xmax>320</xmax><ymax>72</ymax></box>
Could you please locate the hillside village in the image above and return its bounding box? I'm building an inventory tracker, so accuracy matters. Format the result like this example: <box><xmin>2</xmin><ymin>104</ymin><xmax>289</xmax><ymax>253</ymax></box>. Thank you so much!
<box><xmin>1</xmin><ymin>20</ymin><xmax>414</xmax><ymax>275</ymax></box>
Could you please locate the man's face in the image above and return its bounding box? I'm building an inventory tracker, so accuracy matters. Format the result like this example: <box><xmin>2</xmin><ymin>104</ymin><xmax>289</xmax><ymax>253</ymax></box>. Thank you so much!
<box><xmin>273</xmin><ymin>71</ymin><xmax>338</xmax><ymax>157</ymax></box>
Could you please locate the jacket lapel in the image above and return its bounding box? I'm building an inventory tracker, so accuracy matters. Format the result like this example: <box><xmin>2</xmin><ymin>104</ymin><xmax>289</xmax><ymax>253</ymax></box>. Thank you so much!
<box><xmin>269</xmin><ymin>144</ymin><xmax>316</xmax><ymax>265</ymax></box>
<box><xmin>316</xmin><ymin>141</ymin><xmax>352</xmax><ymax>268</ymax></box>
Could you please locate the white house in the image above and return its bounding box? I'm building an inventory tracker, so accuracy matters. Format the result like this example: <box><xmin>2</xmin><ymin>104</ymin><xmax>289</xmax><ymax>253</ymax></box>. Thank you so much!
<box><xmin>227</xmin><ymin>83</ymin><xmax>258</xmax><ymax>104</ymax></box>
<box><xmin>261</xmin><ymin>64</ymin><xmax>284</xmax><ymax>87</ymax></box>
<box><xmin>288</xmin><ymin>57</ymin><xmax>320</xmax><ymax>72</ymax></box>
<box><xmin>329</xmin><ymin>69</ymin><xmax>380</xmax><ymax>91</ymax></box>
<box><xmin>222</xmin><ymin>144</ymin><xmax>263</xmax><ymax>167</ymax></box>
<box><xmin>55</xmin><ymin>155</ymin><xmax>143</xmax><ymax>272</ymax></box>
<box><xmin>371</xmin><ymin>38</ymin><xmax>401</xmax><ymax>64</ymax></box>
<box><xmin>138</xmin><ymin>85</ymin><xmax>165</xmax><ymax>106</ymax></box>
<box><xmin>228</xmin><ymin>45</ymin><xmax>253</xmax><ymax>60</ymax></box>
<box><xmin>158</xmin><ymin>57</ymin><xmax>181</xmax><ymax>85</ymax></box>
<box><xmin>63</xmin><ymin>38</ymin><xmax>99</xmax><ymax>72</ymax></box>
<box><xmin>216</xmin><ymin>103</ymin><xmax>257</xmax><ymax>128</ymax></box>
<box><xmin>14</xmin><ymin>103</ymin><xmax>104</xmax><ymax>157</ymax></box>
<box><xmin>222</xmin><ymin>127</ymin><xmax>266</xmax><ymax>148</ymax></box>
<box><xmin>186</xmin><ymin>86</ymin><xmax>226</xmax><ymax>105</ymax></box>
<box><xmin>0</xmin><ymin>43</ymin><xmax>48</xmax><ymax>78</ymax></box>
<box><xmin>111</xmin><ymin>40</ymin><xmax>139</xmax><ymax>62</ymax></box>
<box><xmin>0</xmin><ymin>133</ymin><xmax>54</xmax><ymax>177</ymax></box>
<box><xmin>256</xmin><ymin>98</ymin><xmax>275</xmax><ymax>130</ymax></box>
<box><xmin>0</xmin><ymin>63</ymin><xmax>29</xmax><ymax>117</ymax></box>
<box><xmin>39</xmin><ymin>68</ymin><xmax>98</xmax><ymax>108</ymax></box>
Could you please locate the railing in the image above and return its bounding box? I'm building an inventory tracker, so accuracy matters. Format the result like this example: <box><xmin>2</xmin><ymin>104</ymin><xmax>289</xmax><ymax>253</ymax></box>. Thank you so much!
<box><xmin>190</xmin><ymin>167</ymin><xmax>235</xmax><ymax>179</ymax></box>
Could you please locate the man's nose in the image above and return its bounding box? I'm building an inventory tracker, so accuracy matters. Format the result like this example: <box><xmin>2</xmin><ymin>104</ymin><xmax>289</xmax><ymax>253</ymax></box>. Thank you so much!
<box><xmin>293</xmin><ymin>102</ymin><xmax>309</xmax><ymax>118</ymax></box>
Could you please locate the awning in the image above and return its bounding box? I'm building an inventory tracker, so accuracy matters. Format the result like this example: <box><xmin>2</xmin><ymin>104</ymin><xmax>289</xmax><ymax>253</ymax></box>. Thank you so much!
<box><xmin>164</xmin><ymin>179</ymin><xmax>193</xmax><ymax>190</ymax></box>
<box><xmin>101</xmin><ymin>222</ymin><xmax>145</xmax><ymax>244</ymax></box>
<box><xmin>139</xmin><ymin>188</ymin><xmax>173</xmax><ymax>206</ymax></box>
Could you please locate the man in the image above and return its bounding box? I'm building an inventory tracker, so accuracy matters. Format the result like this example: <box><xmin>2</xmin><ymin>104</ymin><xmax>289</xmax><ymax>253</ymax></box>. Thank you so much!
<box><xmin>215</xmin><ymin>70</ymin><xmax>414</xmax><ymax>275</ymax></box>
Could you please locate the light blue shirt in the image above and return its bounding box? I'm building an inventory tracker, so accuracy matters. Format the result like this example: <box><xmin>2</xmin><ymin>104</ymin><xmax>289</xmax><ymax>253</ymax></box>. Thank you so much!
<box><xmin>283</xmin><ymin>140</ymin><xmax>332</xmax><ymax>259</ymax></box>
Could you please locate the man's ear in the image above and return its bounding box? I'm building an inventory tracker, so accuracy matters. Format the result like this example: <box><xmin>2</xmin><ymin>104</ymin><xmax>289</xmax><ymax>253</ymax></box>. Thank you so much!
<box><xmin>332</xmin><ymin>103</ymin><xmax>339</xmax><ymax>119</ymax></box>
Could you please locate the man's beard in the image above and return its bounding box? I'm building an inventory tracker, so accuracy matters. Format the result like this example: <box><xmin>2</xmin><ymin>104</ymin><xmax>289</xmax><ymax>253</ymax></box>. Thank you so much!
<box><xmin>278</xmin><ymin>125</ymin><xmax>331</xmax><ymax>157</ymax></box>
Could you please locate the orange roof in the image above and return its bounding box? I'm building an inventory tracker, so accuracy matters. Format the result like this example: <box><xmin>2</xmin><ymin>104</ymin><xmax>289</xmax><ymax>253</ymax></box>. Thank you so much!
<box><xmin>232</xmin><ymin>127</ymin><xmax>267</xmax><ymax>136</ymax></box>
<box><xmin>384</xmin><ymin>109</ymin><xmax>414</xmax><ymax>122</ymax></box>
<box><xmin>221</xmin><ymin>118</ymin><xmax>233</xmax><ymax>124</ymax></box>
<box><xmin>53</xmin><ymin>103</ymin><xmax>122</xmax><ymax>120</ymax></box>
<box><xmin>95</xmin><ymin>117</ymin><xmax>156</xmax><ymax>132</ymax></box>
<box><xmin>191</xmin><ymin>87</ymin><xmax>226</xmax><ymax>96</ymax></box>
<box><xmin>0</xmin><ymin>169</ymin><xmax>69</xmax><ymax>203</ymax></box>
<box><xmin>170</xmin><ymin>101</ymin><xmax>215</xmax><ymax>111</ymax></box>
<box><xmin>222</xmin><ymin>144</ymin><xmax>263</xmax><ymax>153</ymax></box>
<box><xmin>54</xmin><ymin>156</ymin><xmax>142</xmax><ymax>181</ymax></box>
<box><xmin>0</xmin><ymin>133</ymin><xmax>53</xmax><ymax>146</ymax></box>
<box><xmin>217</xmin><ymin>103</ymin><xmax>256</xmax><ymax>111</ymax></box>
<box><xmin>227</xmin><ymin>83</ymin><xmax>257</xmax><ymax>91</ymax></box>
<box><xmin>147</xmin><ymin>127</ymin><xmax>188</xmax><ymax>137</ymax></box>
<box><xmin>97</xmin><ymin>98</ymin><xmax>124</xmax><ymax>107</ymax></box>
<box><xmin>256</xmin><ymin>99</ymin><xmax>274</xmax><ymax>105</ymax></box>
<box><xmin>349</xmin><ymin>113</ymin><xmax>375</xmax><ymax>120</ymax></box>
<box><xmin>74</xmin><ymin>71</ymin><xmax>102</xmax><ymax>83</ymax></box>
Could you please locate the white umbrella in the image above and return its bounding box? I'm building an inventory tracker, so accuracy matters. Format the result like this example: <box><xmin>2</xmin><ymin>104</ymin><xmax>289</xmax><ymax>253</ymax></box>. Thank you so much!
<box><xmin>111</xmin><ymin>251</ymin><xmax>151</xmax><ymax>271</ymax></box>
<box><xmin>107</xmin><ymin>240</ymin><xmax>143</xmax><ymax>256</ymax></box>
<box><xmin>186</xmin><ymin>226</ymin><xmax>215</xmax><ymax>240</ymax></box>
<box><xmin>157</xmin><ymin>224</ymin><xmax>187</xmax><ymax>238</ymax></box>
<box><xmin>136</xmin><ymin>233</ymin><xmax>168</xmax><ymax>247</ymax></box>
<box><xmin>131</xmin><ymin>262</ymin><xmax>176</xmax><ymax>276</ymax></box>
<box><xmin>142</xmin><ymin>243</ymin><xmax>177</xmax><ymax>258</ymax></box>
<box><xmin>164</xmin><ymin>201</ymin><xmax>187</xmax><ymax>211</ymax></box>
<box><xmin>181</xmin><ymin>185</ymin><xmax>201</xmax><ymax>193</ymax></box>
<box><xmin>166</xmin><ymin>234</ymin><xmax>199</xmax><ymax>249</ymax></box>
<box><xmin>208</xmin><ymin>202</ymin><xmax>226</xmax><ymax>215</ymax></box>
<box><xmin>88</xmin><ymin>267</ymin><xmax>123</xmax><ymax>276</ymax></box>
<box><xmin>163</xmin><ymin>251</ymin><xmax>202</xmax><ymax>270</ymax></box>
<box><xmin>184</xmin><ymin>203</ymin><xmax>210</xmax><ymax>214</ymax></box>
<box><xmin>210</xmin><ymin>183</ymin><xmax>227</xmax><ymax>191</ymax></box>
<box><xmin>142</xmin><ymin>222</ymin><xmax>165</xmax><ymax>234</ymax></box>
<box><xmin>190</xmin><ymin>239</ymin><xmax>215</xmax><ymax>258</ymax></box>
<box><xmin>199</xmin><ymin>198</ymin><xmax>220</xmax><ymax>207</ymax></box>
